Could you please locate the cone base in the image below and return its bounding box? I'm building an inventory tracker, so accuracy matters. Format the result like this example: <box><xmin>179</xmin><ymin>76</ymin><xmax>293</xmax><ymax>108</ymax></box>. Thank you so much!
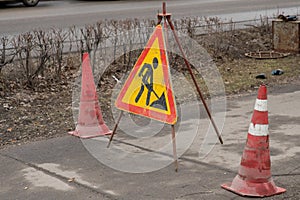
<box><xmin>221</xmin><ymin>175</ymin><xmax>286</xmax><ymax>197</ymax></box>
<box><xmin>68</xmin><ymin>130</ymin><xmax>112</xmax><ymax>139</ymax></box>
<box><xmin>69</xmin><ymin>125</ymin><xmax>112</xmax><ymax>139</ymax></box>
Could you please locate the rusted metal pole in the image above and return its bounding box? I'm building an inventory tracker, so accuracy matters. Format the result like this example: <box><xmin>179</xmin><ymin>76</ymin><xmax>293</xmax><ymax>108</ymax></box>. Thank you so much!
<box><xmin>161</xmin><ymin>3</ymin><xmax>223</xmax><ymax>144</ymax></box>
<box><xmin>171</xmin><ymin>125</ymin><xmax>178</xmax><ymax>172</ymax></box>
<box><xmin>159</xmin><ymin>3</ymin><xmax>178</xmax><ymax>172</ymax></box>
<box><xmin>107</xmin><ymin>111</ymin><xmax>123</xmax><ymax>148</ymax></box>
<box><xmin>162</xmin><ymin>1</ymin><xmax>166</xmax><ymax>14</ymax></box>
<box><xmin>167</xmin><ymin>16</ymin><xmax>223</xmax><ymax>144</ymax></box>
<box><xmin>157</xmin><ymin>2</ymin><xmax>171</xmax><ymax>25</ymax></box>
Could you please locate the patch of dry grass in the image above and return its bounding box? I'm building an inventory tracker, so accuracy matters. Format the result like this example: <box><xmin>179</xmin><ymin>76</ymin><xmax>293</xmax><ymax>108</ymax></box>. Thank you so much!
<box><xmin>219</xmin><ymin>56</ymin><xmax>300</xmax><ymax>95</ymax></box>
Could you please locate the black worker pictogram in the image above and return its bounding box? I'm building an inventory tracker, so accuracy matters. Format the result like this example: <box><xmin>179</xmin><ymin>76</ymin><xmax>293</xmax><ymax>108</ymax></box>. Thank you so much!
<box><xmin>135</xmin><ymin>57</ymin><xmax>168</xmax><ymax>111</ymax></box>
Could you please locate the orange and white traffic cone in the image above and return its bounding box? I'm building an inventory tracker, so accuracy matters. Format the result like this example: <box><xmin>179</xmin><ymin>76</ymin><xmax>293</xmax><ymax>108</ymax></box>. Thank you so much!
<box><xmin>69</xmin><ymin>52</ymin><xmax>112</xmax><ymax>138</ymax></box>
<box><xmin>221</xmin><ymin>85</ymin><xmax>286</xmax><ymax>197</ymax></box>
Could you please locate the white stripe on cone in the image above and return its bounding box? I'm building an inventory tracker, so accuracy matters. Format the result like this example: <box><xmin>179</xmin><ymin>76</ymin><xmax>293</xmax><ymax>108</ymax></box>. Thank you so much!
<box><xmin>254</xmin><ymin>99</ymin><xmax>268</xmax><ymax>112</ymax></box>
<box><xmin>248</xmin><ymin>123</ymin><xmax>269</xmax><ymax>136</ymax></box>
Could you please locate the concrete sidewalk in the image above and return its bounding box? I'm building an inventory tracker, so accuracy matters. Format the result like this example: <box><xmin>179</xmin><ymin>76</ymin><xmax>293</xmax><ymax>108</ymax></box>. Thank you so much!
<box><xmin>0</xmin><ymin>85</ymin><xmax>299</xmax><ymax>200</ymax></box>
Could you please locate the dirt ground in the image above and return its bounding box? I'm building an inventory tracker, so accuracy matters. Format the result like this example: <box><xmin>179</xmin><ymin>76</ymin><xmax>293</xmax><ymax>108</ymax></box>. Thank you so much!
<box><xmin>0</xmin><ymin>26</ymin><xmax>300</xmax><ymax>148</ymax></box>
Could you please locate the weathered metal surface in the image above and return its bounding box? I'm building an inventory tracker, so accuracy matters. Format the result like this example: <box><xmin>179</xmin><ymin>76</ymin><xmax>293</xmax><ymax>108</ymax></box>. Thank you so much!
<box><xmin>272</xmin><ymin>19</ymin><xmax>300</xmax><ymax>53</ymax></box>
<box><xmin>245</xmin><ymin>51</ymin><xmax>290</xmax><ymax>59</ymax></box>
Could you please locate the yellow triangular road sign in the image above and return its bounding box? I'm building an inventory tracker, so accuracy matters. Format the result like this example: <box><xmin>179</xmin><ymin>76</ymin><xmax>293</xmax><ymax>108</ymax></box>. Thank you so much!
<box><xmin>115</xmin><ymin>25</ymin><xmax>177</xmax><ymax>124</ymax></box>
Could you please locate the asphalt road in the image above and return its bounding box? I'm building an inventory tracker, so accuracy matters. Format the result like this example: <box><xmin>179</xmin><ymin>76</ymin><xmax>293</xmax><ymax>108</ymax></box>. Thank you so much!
<box><xmin>0</xmin><ymin>0</ymin><xmax>300</xmax><ymax>36</ymax></box>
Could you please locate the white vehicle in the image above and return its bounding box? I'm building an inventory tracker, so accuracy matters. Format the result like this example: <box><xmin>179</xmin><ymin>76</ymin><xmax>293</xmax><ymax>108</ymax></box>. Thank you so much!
<box><xmin>0</xmin><ymin>0</ymin><xmax>40</xmax><ymax>7</ymax></box>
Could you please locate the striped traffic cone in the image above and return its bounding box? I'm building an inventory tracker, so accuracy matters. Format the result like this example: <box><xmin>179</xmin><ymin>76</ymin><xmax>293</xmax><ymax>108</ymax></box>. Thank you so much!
<box><xmin>221</xmin><ymin>85</ymin><xmax>286</xmax><ymax>197</ymax></box>
<box><xmin>69</xmin><ymin>53</ymin><xmax>112</xmax><ymax>138</ymax></box>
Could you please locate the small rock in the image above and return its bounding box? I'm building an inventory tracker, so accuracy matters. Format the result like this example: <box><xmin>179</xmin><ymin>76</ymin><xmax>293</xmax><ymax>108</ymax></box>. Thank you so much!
<box><xmin>3</xmin><ymin>103</ymin><xmax>9</xmax><ymax>108</ymax></box>
<box><xmin>256</xmin><ymin>73</ymin><xmax>266</xmax><ymax>79</ymax></box>
<box><xmin>271</xmin><ymin>69</ymin><xmax>284</xmax><ymax>76</ymax></box>
<box><xmin>68</xmin><ymin>177</ymin><xmax>75</xmax><ymax>182</ymax></box>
